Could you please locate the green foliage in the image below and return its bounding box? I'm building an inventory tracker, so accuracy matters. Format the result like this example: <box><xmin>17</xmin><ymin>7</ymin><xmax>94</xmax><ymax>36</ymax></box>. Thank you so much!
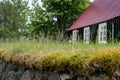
<box><xmin>0</xmin><ymin>0</ymin><xmax>28</xmax><ymax>39</ymax></box>
<box><xmin>29</xmin><ymin>0</ymin><xmax>90</xmax><ymax>40</ymax></box>
<box><xmin>0</xmin><ymin>0</ymin><xmax>90</xmax><ymax>40</ymax></box>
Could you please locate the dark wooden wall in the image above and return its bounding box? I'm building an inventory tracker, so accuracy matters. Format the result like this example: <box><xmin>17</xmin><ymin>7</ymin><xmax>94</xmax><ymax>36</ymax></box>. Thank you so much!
<box><xmin>90</xmin><ymin>24</ymin><xmax>98</xmax><ymax>43</ymax></box>
<box><xmin>107</xmin><ymin>16</ymin><xmax>120</xmax><ymax>42</ymax></box>
<box><xmin>78</xmin><ymin>28</ymin><xmax>83</xmax><ymax>42</ymax></box>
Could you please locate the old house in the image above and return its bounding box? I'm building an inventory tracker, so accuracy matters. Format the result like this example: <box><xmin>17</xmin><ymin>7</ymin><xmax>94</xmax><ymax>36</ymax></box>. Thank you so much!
<box><xmin>68</xmin><ymin>0</ymin><xmax>120</xmax><ymax>43</ymax></box>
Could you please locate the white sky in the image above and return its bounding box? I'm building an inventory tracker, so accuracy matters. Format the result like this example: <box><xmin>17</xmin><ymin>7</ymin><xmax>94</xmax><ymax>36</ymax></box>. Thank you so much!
<box><xmin>28</xmin><ymin>0</ymin><xmax>43</xmax><ymax>8</ymax></box>
<box><xmin>90</xmin><ymin>0</ymin><xmax>94</xmax><ymax>2</ymax></box>
<box><xmin>28</xmin><ymin>0</ymin><xmax>94</xmax><ymax>8</ymax></box>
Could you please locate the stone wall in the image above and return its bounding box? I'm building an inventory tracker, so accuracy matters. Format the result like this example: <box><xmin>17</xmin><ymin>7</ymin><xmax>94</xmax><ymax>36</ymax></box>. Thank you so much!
<box><xmin>0</xmin><ymin>60</ymin><xmax>85</xmax><ymax>80</ymax></box>
<box><xmin>0</xmin><ymin>60</ymin><xmax>119</xmax><ymax>80</ymax></box>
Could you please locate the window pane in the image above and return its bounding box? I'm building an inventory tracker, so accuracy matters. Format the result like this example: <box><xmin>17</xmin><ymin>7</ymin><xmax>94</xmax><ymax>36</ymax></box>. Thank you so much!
<box><xmin>84</xmin><ymin>27</ymin><xmax>90</xmax><ymax>43</ymax></box>
<box><xmin>99</xmin><ymin>22</ymin><xmax>107</xmax><ymax>43</ymax></box>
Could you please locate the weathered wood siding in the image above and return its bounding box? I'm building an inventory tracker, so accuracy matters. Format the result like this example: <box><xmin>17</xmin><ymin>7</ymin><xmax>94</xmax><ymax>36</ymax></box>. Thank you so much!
<box><xmin>76</xmin><ymin>16</ymin><xmax>120</xmax><ymax>43</ymax></box>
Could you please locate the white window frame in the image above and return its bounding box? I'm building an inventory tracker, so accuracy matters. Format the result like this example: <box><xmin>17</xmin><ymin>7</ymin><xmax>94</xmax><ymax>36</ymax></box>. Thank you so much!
<box><xmin>98</xmin><ymin>22</ymin><xmax>107</xmax><ymax>43</ymax></box>
<box><xmin>72</xmin><ymin>30</ymin><xmax>79</xmax><ymax>42</ymax></box>
<box><xmin>84</xmin><ymin>27</ymin><xmax>90</xmax><ymax>44</ymax></box>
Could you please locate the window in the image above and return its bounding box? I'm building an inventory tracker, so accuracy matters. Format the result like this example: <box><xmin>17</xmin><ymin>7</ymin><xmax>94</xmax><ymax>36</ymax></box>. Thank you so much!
<box><xmin>84</xmin><ymin>27</ymin><xmax>90</xmax><ymax>44</ymax></box>
<box><xmin>98</xmin><ymin>22</ymin><xmax>107</xmax><ymax>43</ymax></box>
<box><xmin>72</xmin><ymin>30</ymin><xmax>79</xmax><ymax>42</ymax></box>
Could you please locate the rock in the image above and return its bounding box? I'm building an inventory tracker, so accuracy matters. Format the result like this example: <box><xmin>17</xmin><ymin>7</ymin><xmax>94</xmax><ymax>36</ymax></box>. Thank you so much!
<box><xmin>1</xmin><ymin>62</ymin><xmax>17</xmax><ymax>80</ymax></box>
<box><xmin>1</xmin><ymin>63</ymin><xmax>23</xmax><ymax>80</ymax></box>
<box><xmin>6</xmin><ymin>71</ymin><xmax>18</xmax><ymax>80</ymax></box>
<box><xmin>90</xmin><ymin>75</ymin><xmax>105</xmax><ymax>80</ymax></box>
<box><xmin>5</xmin><ymin>63</ymin><xmax>18</xmax><ymax>71</ymax></box>
<box><xmin>77</xmin><ymin>76</ymin><xmax>86</xmax><ymax>80</ymax></box>
<box><xmin>48</xmin><ymin>73</ymin><xmax>60</xmax><ymax>80</ymax></box>
<box><xmin>41</xmin><ymin>71</ymin><xmax>49</xmax><ymax>80</ymax></box>
<box><xmin>0</xmin><ymin>60</ymin><xmax>6</xmax><ymax>79</ymax></box>
<box><xmin>34</xmin><ymin>71</ymin><xmax>42</xmax><ymax>80</ymax></box>
<box><xmin>20</xmin><ymin>70</ymin><xmax>33</xmax><ymax>80</ymax></box>
<box><xmin>60</xmin><ymin>74</ymin><xmax>70</xmax><ymax>80</ymax></box>
<box><xmin>114</xmin><ymin>68</ymin><xmax>120</xmax><ymax>77</ymax></box>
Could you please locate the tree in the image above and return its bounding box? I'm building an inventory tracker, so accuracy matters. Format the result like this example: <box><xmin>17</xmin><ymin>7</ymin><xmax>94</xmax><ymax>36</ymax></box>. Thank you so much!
<box><xmin>0</xmin><ymin>0</ymin><xmax>28</xmax><ymax>39</ymax></box>
<box><xmin>42</xmin><ymin>0</ymin><xmax>89</xmax><ymax>31</ymax></box>
<box><xmin>27</xmin><ymin>1</ymin><xmax>56</xmax><ymax>40</ymax></box>
<box><xmin>29</xmin><ymin>0</ymin><xmax>90</xmax><ymax>40</ymax></box>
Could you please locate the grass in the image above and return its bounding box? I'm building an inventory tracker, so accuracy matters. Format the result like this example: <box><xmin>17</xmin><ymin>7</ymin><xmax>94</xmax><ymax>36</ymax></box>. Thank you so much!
<box><xmin>0</xmin><ymin>40</ymin><xmax>120</xmax><ymax>78</ymax></box>
<box><xmin>0</xmin><ymin>40</ymin><xmax>119</xmax><ymax>54</ymax></box>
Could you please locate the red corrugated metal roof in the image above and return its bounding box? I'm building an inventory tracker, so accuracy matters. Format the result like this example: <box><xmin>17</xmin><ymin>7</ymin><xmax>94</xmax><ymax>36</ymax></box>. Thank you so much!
<box><xmin>69</xmin><ymin>0</ymin><xmax>120</xmax><ymax>30</ymax></box>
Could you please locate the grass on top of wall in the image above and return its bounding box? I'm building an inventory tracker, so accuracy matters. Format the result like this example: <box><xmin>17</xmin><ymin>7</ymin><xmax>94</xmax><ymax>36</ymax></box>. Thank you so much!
<box><xmin>0</xmin><ymin>41</ymin><xmax>120</xmax><ymax>77</ymax></box>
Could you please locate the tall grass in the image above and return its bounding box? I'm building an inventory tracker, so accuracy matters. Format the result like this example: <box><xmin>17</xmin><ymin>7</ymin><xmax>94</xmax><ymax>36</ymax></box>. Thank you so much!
<box><xmin>0</xmin><ymin>40</ymin><xmax>119</xmax><ymax>54</ymax></box>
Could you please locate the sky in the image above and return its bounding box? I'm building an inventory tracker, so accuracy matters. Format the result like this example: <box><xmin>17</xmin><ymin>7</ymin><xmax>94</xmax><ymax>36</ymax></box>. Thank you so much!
<box><xmin>90</xmin><ymin>0</ymin><xmax>94</xmax><ymax>2</ymax></box>
<box><xmin>28</xmin><ymin>0</ymin><xmax>94</xmax><ymax>8</ymax></box>
<box><xmin>28</xmin><ymin>0</ymin><xmax>43</xmax><ymax>8</ymax></box>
